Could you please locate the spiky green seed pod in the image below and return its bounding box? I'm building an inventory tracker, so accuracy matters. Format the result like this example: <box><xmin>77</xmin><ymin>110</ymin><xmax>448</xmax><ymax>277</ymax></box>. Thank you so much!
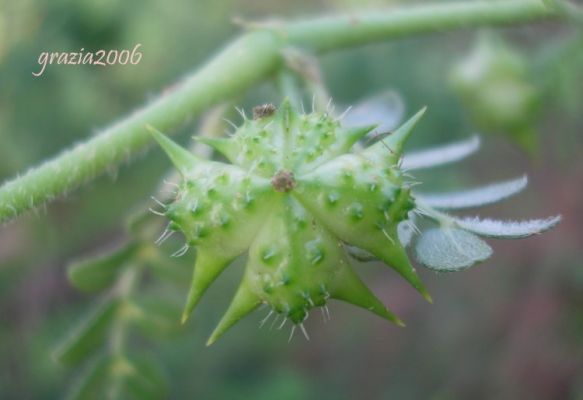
<box><xmin>149</xmin><ymin>100</ymin><xmax>430</xmax><ymax>345</ymax></box>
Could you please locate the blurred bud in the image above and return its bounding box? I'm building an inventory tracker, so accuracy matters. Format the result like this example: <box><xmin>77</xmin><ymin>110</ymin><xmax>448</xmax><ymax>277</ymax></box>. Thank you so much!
<box><xmin>450</xmin><ymin>34</ymin><xmax>540</xmax><ymax>154</ymax></box>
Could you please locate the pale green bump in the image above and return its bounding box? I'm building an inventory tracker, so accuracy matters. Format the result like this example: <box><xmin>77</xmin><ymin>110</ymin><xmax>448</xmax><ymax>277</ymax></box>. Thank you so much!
<box><xmin>348</xmin><ymin>202</ymin><xmax>364</xmax><ymax>221</ymax></box>
<box><xmin>280</xmin><ymin>271</ymin><xmax>292</xmax><ymax>286</ymax></box>
<box><xmin>342</xmin><ymin>169</ymin><xmax>354</xmax><ymax>181</ymax></box>
<box><xmin>216</xmin><ymin>172</ymin><xmax>230</xmax><ymax>185</ymax></box>
<box><xmin>243</xmin><ymin>191</ymin><xmax>255</xmax><ymax>208</ymax></box>
<box><xmin>293</xmin><ymin>214</ymin><xmax>307</xmax><ymax>230</ymax></box>
<box><xmin>194</xmin><ymin>223</ymin><xmax>210</xmax><ymax>239</ymax></box>
<box><xmin>305</xmin><ymin>239</ymin><xmax>325</xmax><ymax>266</ymax></box>
<box><xmin>218</xmin><ymin>212</ymin><xmax>231</xmax><ymax>228</ymax></box>
<box><xmin>207</xmin><ymin>186</ymin><xmax>218</xmax><ymax>198</ymax></box>
<box><xmin>261</xmin><ymin>246</ymin><xmax>278</xmax><ymax>265</ymax></box>
<box><xmin>190</xmin><ymin>199</ymin><xmax>202</xmax><ymax>215</ymax></box>
<box><xmin>326</xmin><ymin>191</ymin><xmax>340</xmax><ymax>206</ymax></box>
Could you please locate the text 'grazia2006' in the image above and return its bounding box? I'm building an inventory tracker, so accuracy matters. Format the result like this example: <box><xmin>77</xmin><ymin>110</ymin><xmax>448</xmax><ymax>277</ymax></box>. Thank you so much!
<box><xmin>33</xmin><ymin>44</ymin><xmax>143</xmax><ymax>77</ymax></box>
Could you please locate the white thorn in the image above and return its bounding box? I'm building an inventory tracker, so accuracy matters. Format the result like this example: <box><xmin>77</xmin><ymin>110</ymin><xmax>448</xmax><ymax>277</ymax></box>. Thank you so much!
<box><xmin>299</xmin><ymin>323</ymin><xmax>310</xmax><ymax>341</ymax></box>
<box><xmin>148</xmin><ymin>208</ymin><xmax>166</xmax><ymax>217</ymax></box>
<box><xmin>288</xmin><ymin>325</ymin><xmax>296</xmax><ymax>342</ymax></box>
<box><xmin>223</xmin><ymin>118</ymin><xmax>238</xmax><ymax>131</ymax></box>
<box><xmin>171</xmin><ymin>244</ymin><xmax>189</xmax><ymax>258</ymax></box>
<box><xmin>321</xmin><ymin>307</ymin><xmax>327</xmax><ymax>323</ymax></box>
<box><xmin>278</xmin><ymin>318</ymin><xmax>287</xmax><ymax>330</ymax></box>
<box><xmin>270</xmin><ymin>314</ymin><xmax>280</xmax><ymax>330</ymax></box>
<box><xmin>235</xmin><ymin>106</ymin><xmax>246</xmax><ymax>120</ymax></box>
<box><xmin>151</xmin><ymin>196</ymin><xmax>167</xmax><ymax>209</ymax></box>
<box><xmin>259</xmin><ymin>310</ymin><xmax>273</xmax><ymax>329</ymax></box>
<box><xmin>324</xmin><ymin>305</ymin><xmax>331</xmax><ymax>321</ymax></box>
<box><xmin>163</xmin><ymin>179</ymin><xmax>180</xmax><ymax>188</ymax></box>
<box><xmin>381</xmin><ymin>228</ymin><xmax>395</xmax><ymax>245</ymax></box>
<box><xmin>337</xmin><ymin>105</ymin><xmax>352</xmax><ymax>121</ymax></box>
<box><xmin>155</xmin><ymin>227</ymin><xmax>175</xmax><ymax>246</ymax></box>
<box><xmin>311</xmin><ymin>94</ymin><xmax>316</xmax><ymax>113</ymax></box>
<box><xmin>300</xmin><ymin>100</ymin><xmax>306</xmax><ymax>114</ymax></box>
<box><xmin>160</xmin><ymin>230</ymin><xmax>175</xmax><ymax>245</ymax></box>
<box><xmin>155</xmin><ymin>229</ymin><xmax>169</xmax><ymax>245</ymax></box>
<box><xmin>408</xmin><ymin>220</ymin><xmax>421</xmax><ymax>235</ymax></box>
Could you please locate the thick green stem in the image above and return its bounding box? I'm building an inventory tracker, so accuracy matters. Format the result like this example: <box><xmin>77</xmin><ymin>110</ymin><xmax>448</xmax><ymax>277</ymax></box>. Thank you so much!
<box><xmin>284</xmin><ymin>0</ymin><xmax>556</xmax><ymax>52</ymax></box>
<box><xmin>0</xmin><ymin>31</ymin><xmax>283</xmax><ymax>224</ymax></box>
<box><xmin>0</xmin><ymin>0</ymin><xmax>559</xmax><ymax>224</ymax></box>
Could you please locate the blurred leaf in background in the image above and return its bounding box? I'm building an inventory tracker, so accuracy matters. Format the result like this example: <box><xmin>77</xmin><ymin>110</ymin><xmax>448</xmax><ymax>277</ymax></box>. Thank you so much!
<box><xmin>450</xmin><ymin>33</ymin><xmax>541</xmax><ymax>155</ymax></box>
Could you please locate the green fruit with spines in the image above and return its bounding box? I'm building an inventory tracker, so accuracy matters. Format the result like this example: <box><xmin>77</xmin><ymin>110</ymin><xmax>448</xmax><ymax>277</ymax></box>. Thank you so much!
<box><xmin>149</xmin><ymin>99</ymin><xmax>429</xmax><ymax>345</ymax></box>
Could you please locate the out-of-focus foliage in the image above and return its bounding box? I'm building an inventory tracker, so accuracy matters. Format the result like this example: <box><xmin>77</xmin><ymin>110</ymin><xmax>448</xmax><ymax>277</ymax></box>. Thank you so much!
<box><xmin>450</xmin><ymin>33</ymin><xmax>540</xmax><ymax>154</ymax></box>
<box><xmin>1</xmin><ymin>0</ymin><xmax>582</xmax><ymax>399</ymax></box>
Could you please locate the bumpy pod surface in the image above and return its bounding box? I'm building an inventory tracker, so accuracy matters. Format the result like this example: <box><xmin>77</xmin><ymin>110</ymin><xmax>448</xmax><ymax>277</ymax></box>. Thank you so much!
<box><xmin>151</xmin><ymin>101</ymin><xmax>431</xmax><ymax>344</ymax></box>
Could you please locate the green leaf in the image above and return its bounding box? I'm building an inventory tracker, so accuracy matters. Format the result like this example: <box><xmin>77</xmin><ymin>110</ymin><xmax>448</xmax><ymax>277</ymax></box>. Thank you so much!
<box><xmin>454</xmin><ymin>215</ymin><xmax>561</xmax><ymax>238</ymax></box>
<box><xmin>143</xmin><ymin>252</ymin><xmax>192</xmax><ymax>286</ymax></box>
<box><xmin>133</xmin><ymin>295</ymin><xmax>183</xmax><ymax>338</ymax></box>
<box><xmin>415</xmin><ymin>228</ymin><xmax>493</xmax><ymax>272</ymax></box>
<box><xmin>53</xmin><ymin>299</ymin><xmax>120</xmax><ymax>366</ymax></box>
<box><xmin>417</xmin><ymin>175</ymin><xmax>527</xmax><ymax>210</ymax></box>
<box><xmin>68</xmin><ymin>242</ymin><xmax>138</xmax><ymax>292</ymax></box>
<box><xmin>122</xmin><ymin>355</ymin><xmax>168</xmax><ymax>400</ymax></box>
<box><xmin>65</xmin><ymin>355</ymin><xmax>112</xmax><ymax>400</ymax></box>
<box><xmin>402</xmin><ymin>136</ymin><xmax>480</xmax><ymax>170</ymax></box>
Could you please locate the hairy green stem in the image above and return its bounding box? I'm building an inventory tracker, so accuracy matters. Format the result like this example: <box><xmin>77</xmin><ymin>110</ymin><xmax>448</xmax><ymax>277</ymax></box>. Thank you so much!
<box><xmin>284</xmin><ymin>0</ymin><xmax>557</xmax><ymax>52</ymax></box>
<box><xmin>0</xmin><ymin>0</ymin><xmax>560</xmax><ymax>224</ymax></box>
<box><xmin>0</xmin><ymin>31</ymin><xmax>283</xmax><ymax>224</ymax></box>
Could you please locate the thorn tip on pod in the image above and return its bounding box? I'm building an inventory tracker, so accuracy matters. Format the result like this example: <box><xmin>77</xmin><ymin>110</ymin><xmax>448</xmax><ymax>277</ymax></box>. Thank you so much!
<box><xmin>206</xmin><ymin>276</ymin><xmax>261</xmax><ymax>345</ymax></box>
<box><xmin>148</xmin><ymin>125</ymin><xmax>198</xmax><ymax>176</ymax></box>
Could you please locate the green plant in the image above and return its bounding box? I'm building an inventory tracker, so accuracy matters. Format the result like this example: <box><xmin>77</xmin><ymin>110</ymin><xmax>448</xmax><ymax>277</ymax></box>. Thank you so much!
<box><xmin>0</xmin><ymin>0</ymin><xmax>578</xmax><ymax>398</ymax></box>
<box><xmin>148</xmin><ymin>101</ymin><xmax>559</xmax><ymax>344</ymax></box>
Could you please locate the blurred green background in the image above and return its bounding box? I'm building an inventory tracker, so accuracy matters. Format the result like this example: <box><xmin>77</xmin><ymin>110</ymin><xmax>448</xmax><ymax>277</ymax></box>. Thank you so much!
<box><xmin>1</xmin><ymin>0</ymin><xmax>582</xmax><ymax>399</ymax></box>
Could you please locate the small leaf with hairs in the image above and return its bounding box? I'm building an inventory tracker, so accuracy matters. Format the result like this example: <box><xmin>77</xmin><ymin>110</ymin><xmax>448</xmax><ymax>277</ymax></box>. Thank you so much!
<box><xmin>416</xmin><ymin>228</ymin><xmax>493</xmax><ymax>272</ymax></box>
<box><xmin>455</xmin><ymin>215</ymin><xmax>561</xmax><ymax>238</ymax></box>
<box><xmin>417</xmin><ymin>175</ymin><xmax>527</xmax><ymax>210</ymax></box>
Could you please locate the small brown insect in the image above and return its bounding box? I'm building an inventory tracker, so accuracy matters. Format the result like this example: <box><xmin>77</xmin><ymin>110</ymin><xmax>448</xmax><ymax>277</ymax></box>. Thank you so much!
<box><xmin>365</xmin><ymin>130</ymin><xmax>395</xmax><ymax>154</ymax></box>
<box><xmin>253</xmin><ymin>103</ymin><xmax>277</xmax><ymax>119</ymax></box>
